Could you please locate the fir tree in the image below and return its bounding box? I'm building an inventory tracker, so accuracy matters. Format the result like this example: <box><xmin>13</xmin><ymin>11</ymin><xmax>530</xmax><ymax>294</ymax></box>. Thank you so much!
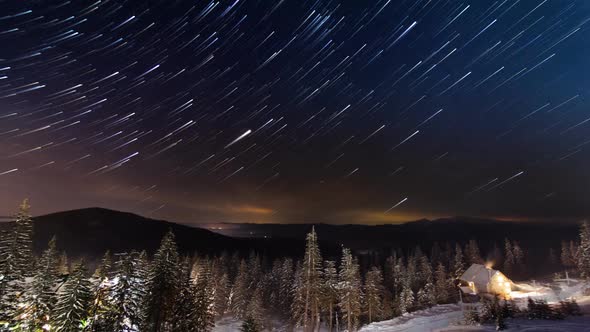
<box><xmin>58</xmin><ymin>251</ymin><xmax>70</xmax><ymax>275</ymax></box>
<box><xmin>0</xmin><ymin>199</ymin><xmax>35</xmax><ymax>326</ymax></box>
<box><xmin>321</xmin><ymin>260</ymin><xmax>339</xmax><ymax>332</ymax></box>
<box><xmin>434</xmin><ymin>263</ymin><xmax>450</xmax><ymax>304</ymax></box>
<box><xmin>213</xmin><ymin>272</ymin><xmax>231</xmax><ymax>319</ymax></box>
<box><xmin>292</xmin><ymin>227</ymin><xmax>323</xmax><ymax>332</ymax></box>
<box><xmin>465</xmin><ymin>240</ymin><xmax>483</xmax><ymax>265</ymax></box>
<box><xmin>278</xmin><ymin>258</ymin><xmax>294</xmax><ymax>315</ymax></box>
<box><xmin>452</xmin><ymin>244</ymin><xmax>465</xmax><ymax>280</ymax></box>
<box><xmin>363</xmin><ymin>267</ymin><xmax>384</xmax><ymax>323</ymax></box>
<box><xmin>503</xmin><ymin>239</ymin><xmax>515</xmax><ymax>276</ymax></box>
<box><xmin>399</xmin><ymin>275</ymin><xmax>414</xmax><ymax>314</ymax></box>
<box><xmin>231</xmin><ymin>260</ymin><xmax>251</xmax><ymax>319</ymax></box>
<box><xmin>52</xmin><ymin>261</ymin><xmax>92</xmax><ymax>332</ymax></box>
<box><xmin>145</xmin><ymin>230</ymin><xmax>180</xmax><ymax>331</ymax></box>
<box><xmin>338</xmin><ymin>248</ymin><xmax>362</xmax><ymax>332</ymax></box>
<box><xmin>110</xmin><ymin>251</ymin><xmax>148</xmax><ymax>331</ymax></box>
<box><xmin>19</xmin><ymin>236</ymin><xmax>60</xmax><ymax>330</ymax></box>
<box><xmin>577</xmin><ymin>221</ymin><xmax>590</xmax><ymax>280</ymax></box>
<box><xmin>247</xmin><ymin>286</ymin><xmax>265</xmax><ymax>331</ymax></box>
<box><xmin>192</xmin><ymin>261</ymin><xmax>215</xmax><ymax>332</ymax></box>
<box><xmin>88</xmin><ymin>251</ymin><xmax>116</xmax><ymax>330</ymax></box>
<box><xmin>561</xmin><ymin>241</ymin><xmax>573</xmax><ymax>268</ymax></box>
<box><xmin>171</xmin><ymin>258</ymin><xmax>195</xmax><ymax>332</ymax></box>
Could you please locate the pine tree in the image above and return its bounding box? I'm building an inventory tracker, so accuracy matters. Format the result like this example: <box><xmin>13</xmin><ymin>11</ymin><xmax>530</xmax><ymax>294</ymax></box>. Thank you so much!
<box><xmin>0</xmin><ymin>199</ymin><xmax>35</xmax><ymax>326</ymax></box>
<box><xmin>338</xmin><ymin>248</ymin><xmax>362</xmax><ymax>332</ymax></box>
<box><xmin>434</xmin><ymin>263</ymin><xmax>450</xmax><ymax>304</ymax></box>
<box><xmin>321</xmin><ymin>260</ymin><xmax>338</xmax><ymax>332</ymax></box>
<box><xmin>88</xmin><ymin>251</ymin><xmax>116</xmax><ymax>330</ymax></box>
<box><xmin>171</xmin><ymin>258</ymin><xmax>196</xmax><ymax>332</ymax></box>
<box><xmin>58</xmin><ymin>251</ymin><xmax>70</xmax><ymax>275</ymax></box>
<box><xmin>278</xmin><ymin>258</ymin><xmax>294</xmax><ymax>315</ymax></box>
<box><xmin>503</xmin><ymin>239</ymin><xmax>515</xmax><ymax>276</ymax></box>
<box><xmin>417</xmin><ymin>256</ymin><xmax>433</xmax><ymax>289</ymax></box>
<box><xmin>145</xmin><ymin>230</ymin><xmax>180</xmax><ymax>331</ymax></box>
<box><xmin>560</xmin><ymin>241</ymin><xmax>575</xmax><ymax>268</ymax></box>
<box><xmin>231</xmin><ymin>260</ymin><xmax>251</xmax><ymax>319</ymax></box>
<box><xmin>399</xmin><ymin>274</ymin><xmax>414</xmax><ymax>314</ymax></box>
<box><xmin>52</xmin><ymin>261</ymin><xmax>92</xmax><ymax>332</ymax></box>
<box><xmin>577</xmin><ymin>221</ymin><xmax>590</xmax><ymax>280</ymax></box>
<box><xmin>363</xmin><ymin>267</ymin><xmax>384</xmax><ymax>323</ymax></box>
<box><xmin>110</xmin><ymin>251</ymin><xmax>148</xmax><ymax>331</ymax></box>
<box><xmin>292</xmin><ymin>227</ymin><xmax>323</xmax><ymax>332</ymax></box>
<box><xmin>192</xmin><ymin>260</ymin><xmax>215</xmax><ymax>332</ymax></box>
<box><xmin>570</xmin><ymin>240</ymin><xmax>579</xmax><ymax>265</ymax></box>
<box><xmin>465</xmin><ymin>240</ymin><xmax>483</xmax><ymax>265</ymax></box>
<box><xmin>213</xmin><ymin>272</ymin><xmax>231</xmax><ymax>319</ymax></box>
<box><xmin>19</xmin><ymin>236</ymin><xmax>60</xmax><ymax>330</ymax></box>
<box><xmin>452</xmin><ymin>244</ymin><xmax>465</xmax><ymax>280</ymax></box>
<box><xmin>247</xmin><ymin>286</ymin><xmax>265</xmax><ymax>331</ymax></box>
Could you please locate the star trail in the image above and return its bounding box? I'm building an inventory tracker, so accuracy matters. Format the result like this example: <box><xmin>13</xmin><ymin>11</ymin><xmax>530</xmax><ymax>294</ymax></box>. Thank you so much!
<box><xmin>1</xmin><ymin>0</ymin><xmax>590</xmax><ymax>224</ymax></box>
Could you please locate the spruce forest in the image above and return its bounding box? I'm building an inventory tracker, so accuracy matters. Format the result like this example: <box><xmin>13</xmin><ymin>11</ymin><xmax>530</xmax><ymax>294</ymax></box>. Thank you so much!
<box><xmin>2</xmin><ymin>200</ymin><xmax>590</xmax><ymax>332</ymax></box>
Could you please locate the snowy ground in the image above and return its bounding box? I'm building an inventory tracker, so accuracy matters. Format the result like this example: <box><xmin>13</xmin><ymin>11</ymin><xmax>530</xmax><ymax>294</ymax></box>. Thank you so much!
<box><xmin>360</xmin><ymin>278</ymin><xmax>590</xmax><ymax>332</ymax></box>
<box><xmin>359</xmin><ymin>304</ymin><xmax>463</xmax><ymax>332</ymax></box>
<box><xmin>214</xmin><ymin>279</ymin><xmax>590</xmax><ymax>332</ymax></box>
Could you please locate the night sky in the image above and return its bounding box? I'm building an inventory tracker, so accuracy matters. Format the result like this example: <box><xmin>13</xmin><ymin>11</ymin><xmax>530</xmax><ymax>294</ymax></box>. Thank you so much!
<box><xmin>1</xmin><ymin>0</ymin><xmax>590</xmax><ymax>224</ymax></box>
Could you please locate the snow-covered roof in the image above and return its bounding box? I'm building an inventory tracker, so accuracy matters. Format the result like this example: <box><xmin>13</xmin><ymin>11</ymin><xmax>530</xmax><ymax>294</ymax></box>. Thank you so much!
<box><xmin>459</xmin><ymin>264</ymin><xmax>499</xmax><ymax>287</ymax></box>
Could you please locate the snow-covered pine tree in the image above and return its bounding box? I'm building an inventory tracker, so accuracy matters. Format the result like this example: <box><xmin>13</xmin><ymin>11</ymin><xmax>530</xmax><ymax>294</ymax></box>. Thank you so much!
<box><xmin>292</xmin><ymin>227</ymin><xmax>323</xmax><ymax>332</ymax></box>
<box><xmin>192</xmin><ymin>260</ymin><xmax>215</xmax><ymax>332</ymax></box>
<box><xmin>503</xmin><ymin>239</ymin><xmax>515</xmax><ymax>276</ymax></box>
<box><xmin>405</xmin><ymin>255</ymin><xmax>417</xmax><ymax>291</ymax></box>
<box><xmin>363</xmin><ymin>266</ymin><xmax>384</xmax><ymax>323</ymax></box>
<box><xmin>172</xmin><ymin>257</ymin><xmax>197</xmax><ymax>331</ymax></box>
<box><xmin>52</xmin><ymin>260</ymin><xmax>92</xmax><ymax>332</ymax></box>
<box><xmin>570</xmin><ymin>240</ymin><xmax>579</xmax><ymax>264</ymax></box>
<box><xmin>577</xmin><ymin>221</ymin><xmax>590</xmax><ymax>281</ymax></box>
<box><xmin>490</xmin><ymin>243</ymin><xmax>503</xmax><ymax>268</ymax></box>
<box><xmin>144</xmin><ymin>230</ymin><xmax>180</xmax><ymax>331</ymax></box>
<box><xmin>94</xmin><ymin>250</ymin><xmax>113</xmax><ymax>279</ymax></box>
<box><xmin>430</xmin><ymin>242</ymin><xmax>442</xmax><ymax>267</ymax></box>
<box><xmin>18</xmin><ymin>236</ymin><xmax>60</xmax><ymax>330</ymax></box>
<box><xmin>452</xmin><ymin>244</ymin><xmax>465</xmax><ymax>280</ymax></box>
<box><xmin>213</xmin><ymin>272</ymin><xmax>231</xmax><ymax>319</ymax></box>
<box><xmin>231</xmin><ymin>259</ymin><xmax>251</xmax><ymax>319</ymax></box>
<box><xmin>87</xmin><ymin>250</ymin><xmax>116</xmax><ymax>330</ymax></box>
<box><xmin>513</xmin><ymin>241</ymin><xmax>524</xmax><ymax>266</ymax></box>
<box><xmin>0</xmin><ymin>199</ymin><xmax>35</xmax><ymax>327</ymax></box>
<box><xmin>110</xmin><ymin>251</ymin><xmax>148</xmax><ymax>331</ymax></box>
<box><xmin>268</xmin><ymin>259</ymin><xmax>283</xmax><ymax>312</ymax></box>
<box><xmin>399</xmin><ymin>273</ymin><xmax>414</xmax><ymax>315</ymax></box>
<box><xmin>247</xmin><ymin>286</ymin><xmax>265</xmax><ymax>331</ymax></box>
<box><xmin>278</xmin><ymin>258</ymin><xmax>294</xmax><ymax>315</ymax></box>
<box><xmin>338</xmin><ymin>248</ymin><xmax>362</xmax><ymax>332</ymax></box>
<box><xmin>417</xmin><ymin>256</ymin><xmax>432</xmax><ymax>289</ymax></box>
<box><xmin>321</xmin><ymin>260</ymin><xmax>338</xmax><ymax>331</ymax></box>
<box><xmin>434</xmin><ymin>263</ymin><xmax>450</xmax><ymax>304</ymax></box>
<box><xmin>465</xmin><ymin>240</ymin><xmax>483</xmax><ymax>265</ymax></box>
<box><xmin>58</xmin><ymin>251</ymin><xmax>70</xmax><ymax>275</ymax></box>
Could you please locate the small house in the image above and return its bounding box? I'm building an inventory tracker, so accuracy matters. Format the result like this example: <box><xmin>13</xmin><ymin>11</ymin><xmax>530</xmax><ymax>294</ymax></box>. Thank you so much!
<box><xmin>459</xmin><ymin>263</ymin><xmax>513</xmax><ymax>298</ymax></box>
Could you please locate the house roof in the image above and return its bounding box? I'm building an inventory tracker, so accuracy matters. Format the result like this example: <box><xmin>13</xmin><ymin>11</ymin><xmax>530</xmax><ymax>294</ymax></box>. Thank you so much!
<box><xmin>459</xmin><ymin>264</ymin><xmax>499</xmax><ymax>286</ymax></box>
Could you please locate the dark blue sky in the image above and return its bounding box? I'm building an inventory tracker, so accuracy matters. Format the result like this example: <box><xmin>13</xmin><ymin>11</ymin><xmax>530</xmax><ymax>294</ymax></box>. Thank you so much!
<box><xmin>1</xmin><ymin>0</ymin><xmax>590</xmax><ymax>224</ymax></box>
